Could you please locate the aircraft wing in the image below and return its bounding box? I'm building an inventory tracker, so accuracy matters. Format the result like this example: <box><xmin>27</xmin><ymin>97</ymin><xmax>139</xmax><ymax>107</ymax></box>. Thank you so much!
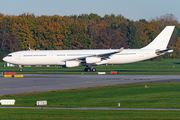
<box><xmin>94</xmin><ymin>47</ymin><xmax>124</xmax><ymax>58</ymax></box>
<box><xmin>62</xmin><ymin>47</ymin><xmax>124</xmax><ymax>62</ymax></box>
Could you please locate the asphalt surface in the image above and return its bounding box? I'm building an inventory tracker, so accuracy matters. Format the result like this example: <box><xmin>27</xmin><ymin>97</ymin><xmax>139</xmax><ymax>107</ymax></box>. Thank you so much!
<box><xmin>0</xmin><ymin>74</ymin><xmax>180</xmax><ymax>95</ymax></box>
<box><xmin>0</xmin><ymin>107</ymin><xmax>180</xmax><ymax>111</ymax></box>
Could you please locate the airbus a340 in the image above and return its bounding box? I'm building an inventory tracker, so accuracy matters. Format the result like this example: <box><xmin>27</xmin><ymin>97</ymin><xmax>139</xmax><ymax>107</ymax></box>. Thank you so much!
<box><xmin>3</xmin><ymin>26</ymin><xmax>175</xmax><ymax>71</ymax></box>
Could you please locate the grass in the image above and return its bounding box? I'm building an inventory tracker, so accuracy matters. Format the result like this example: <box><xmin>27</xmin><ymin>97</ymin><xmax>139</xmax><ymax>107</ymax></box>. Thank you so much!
<box><xmin>1</xmin><ymin>58</ymin><xmax>180</xmax><ymax>72</ymax></box>
<box><xmin>0</xmin><ymin>109</ymin><xmax>180</xmax><ymax>120</ymax></box>
<box><xmin>1</xmin><ymin>82</ymin><xmax>180</xmax><ymax>119</ymax></box>
<box><xmin>1</xmin><ymin>82</ymin><xmax>180</xmax><ymax>108</ymax></box>
<box><xmin>1</xmin><ymin>59</ymin><xmax>180</xmax><ymax>119</ymax></box>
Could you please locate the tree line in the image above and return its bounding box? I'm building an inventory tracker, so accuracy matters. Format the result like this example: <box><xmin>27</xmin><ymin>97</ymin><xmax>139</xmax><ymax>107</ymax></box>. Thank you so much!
<box><xmin>0</xmin><ymin>13</ymin><xmax>180</xmax><ymax>61</ymax></box>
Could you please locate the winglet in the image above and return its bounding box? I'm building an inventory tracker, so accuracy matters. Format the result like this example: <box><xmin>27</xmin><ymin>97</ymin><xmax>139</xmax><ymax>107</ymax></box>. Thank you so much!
<box><xmin>116</xmin><ymin>47</ymin><xmax>124</xmax><ymax>53</ymax></box>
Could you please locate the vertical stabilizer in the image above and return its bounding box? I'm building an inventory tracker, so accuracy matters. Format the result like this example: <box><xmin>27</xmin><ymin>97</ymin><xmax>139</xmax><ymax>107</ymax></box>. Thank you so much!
<box><xmin>142</xmin><ymin>26</ymin><xmax>175</xmax><ymax>50</ymax></box>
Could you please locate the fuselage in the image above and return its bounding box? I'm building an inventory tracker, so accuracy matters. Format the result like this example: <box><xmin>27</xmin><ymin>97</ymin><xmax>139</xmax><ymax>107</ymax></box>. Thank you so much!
<box><xmin>3</xmin><ymin>49</ymin><xmax>158</xmax><ymax>66</ymax></box>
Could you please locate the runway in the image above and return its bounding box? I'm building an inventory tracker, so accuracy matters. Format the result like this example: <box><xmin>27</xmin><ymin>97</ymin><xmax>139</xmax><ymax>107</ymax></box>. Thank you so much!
<box><xmin>0</xmin><ymin>74</ymin><xmax>180</xmax><ymax>95</ymax></box>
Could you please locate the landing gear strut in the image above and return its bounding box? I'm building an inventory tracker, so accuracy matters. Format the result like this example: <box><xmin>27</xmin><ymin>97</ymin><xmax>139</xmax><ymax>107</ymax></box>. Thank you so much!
<box><xmin>84</xmin><ymin>65</ymin><xmax>96</xmax><ymax>72</ymax></box>
<box><xmin>19</xmin><ymin>65</ymin><xmax>23</xmax><ymax>72</ymax></box>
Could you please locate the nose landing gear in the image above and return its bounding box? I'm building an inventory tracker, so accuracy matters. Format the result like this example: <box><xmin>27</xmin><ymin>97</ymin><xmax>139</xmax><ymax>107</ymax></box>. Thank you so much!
<box><xmin>19</xmin><ymin>65</ymin><xmax>23</xmax><ymax>72</ymax></box>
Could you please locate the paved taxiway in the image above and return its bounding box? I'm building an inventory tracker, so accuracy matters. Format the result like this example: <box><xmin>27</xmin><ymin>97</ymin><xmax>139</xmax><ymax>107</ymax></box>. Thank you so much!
<box><xmin>1</xmin><ymin>107</ymin><xmax>180</xmax><ymax>111</ymax></box>
<box><xmin>0</xmin><ymin>75</ymin><xmax>180</xmax><ymax>95</ymax></box>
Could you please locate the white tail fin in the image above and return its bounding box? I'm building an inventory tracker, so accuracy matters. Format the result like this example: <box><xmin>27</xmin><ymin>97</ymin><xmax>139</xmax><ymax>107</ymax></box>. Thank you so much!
<box><xmin>142</xmin><ymin>26</ymin><xmax>175</xmax><ymax>50</ymax></box>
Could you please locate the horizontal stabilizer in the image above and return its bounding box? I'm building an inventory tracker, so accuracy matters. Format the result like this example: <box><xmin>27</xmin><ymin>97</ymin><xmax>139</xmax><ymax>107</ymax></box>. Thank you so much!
<box><xmin>155</xmin><ymin>48</ymin><xmax>175</xmax><ymax>55</ymax></box>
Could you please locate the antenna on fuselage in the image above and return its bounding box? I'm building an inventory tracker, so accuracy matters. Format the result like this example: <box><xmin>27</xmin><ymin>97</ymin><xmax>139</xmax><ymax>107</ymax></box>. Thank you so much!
<box><xmin>29</xmin><ymin>37</ymin><xmax>31</xmax><ymax>51</ymax></box>
<box><xmin>26</xmin><ymin>37</ymin><xmax>33</xmax><ymax>51</ymax></box>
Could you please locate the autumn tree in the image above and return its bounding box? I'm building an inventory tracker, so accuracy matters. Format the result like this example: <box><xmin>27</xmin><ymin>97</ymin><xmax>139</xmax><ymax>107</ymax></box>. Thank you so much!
<box><xmin>127</xmin><ymin>22</ymin><xmax>142</xmax><ymax>48</ymax></box>
<box><xmin>0</xmin><ymin>12</ymin><xmax>180</xmax><ymax>60</ymax></box>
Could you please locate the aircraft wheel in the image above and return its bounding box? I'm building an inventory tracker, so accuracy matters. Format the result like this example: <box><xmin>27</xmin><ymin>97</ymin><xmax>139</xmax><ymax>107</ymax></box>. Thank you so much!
<box><xmin>19</xmin><ymin>68</ymin><xmax>23</xmax><ymax>72</ymax></box>
<box><xmin>92</xmin><ymin>68</ymin><xmax>96</xmax><ymax>72</ymax></box>
<box><xmin>87</xmin><ymin>68</ymin><xmax>91</xmax><ymax>72</ymax></box>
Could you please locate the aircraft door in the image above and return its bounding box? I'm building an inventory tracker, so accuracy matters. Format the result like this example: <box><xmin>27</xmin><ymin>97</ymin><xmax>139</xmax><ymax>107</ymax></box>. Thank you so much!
<box><xmin>49</xmin><ymin>52</ymin><xmax>53</xmax><ymax>59</ymax></box>
<box><xmin>139</xmin><ymin>50</ymin><xmax>144</xmax><ymax>57</ymax></box>
<box><xmin>17</xmin><ymin>53</ymin><xmax>21</xmax><ymax>59</ymax></box>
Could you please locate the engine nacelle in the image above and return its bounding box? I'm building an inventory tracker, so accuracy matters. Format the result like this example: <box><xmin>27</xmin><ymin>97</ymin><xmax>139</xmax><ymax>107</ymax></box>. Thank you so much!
<box><xmin>65</xmin><ymin>61</ymin><xmax>81</xmax><ymax>68</ymax></box>
<box><xmin>86</xmin><ymin>57</ymin><xmax>101</xmax><ymax>63</ymax></box>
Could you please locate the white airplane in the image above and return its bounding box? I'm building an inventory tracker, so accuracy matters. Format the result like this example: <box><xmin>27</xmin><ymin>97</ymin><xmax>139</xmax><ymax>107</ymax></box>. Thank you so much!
<box><xmin>3</xmin><ymin>26</ymin><xmax>175</xmax><ymax>72</ymax></box>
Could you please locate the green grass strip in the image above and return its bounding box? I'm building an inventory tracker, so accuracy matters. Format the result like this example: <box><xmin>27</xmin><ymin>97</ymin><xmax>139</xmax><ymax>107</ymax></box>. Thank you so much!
<box><xmin>0</xmin><ymin>109</ymin><xmax>180</xmax><ymax>120</ymax></box>
<box><xmin>1</xmin><ymin>58</ymin><xmax>180</xmax><ymax>72</ymax></box>
<box><xmin>1</xmin><ymin>82</ymin><xmax>180</xmax><ymax>109</ymax></box>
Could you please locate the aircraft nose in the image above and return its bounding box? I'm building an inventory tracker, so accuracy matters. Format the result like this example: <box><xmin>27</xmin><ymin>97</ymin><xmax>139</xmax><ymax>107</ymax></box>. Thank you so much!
<box><xmin>2</xmin><ymin>57</ymin><xmax>7</xmax><ymax>62</ymax></box>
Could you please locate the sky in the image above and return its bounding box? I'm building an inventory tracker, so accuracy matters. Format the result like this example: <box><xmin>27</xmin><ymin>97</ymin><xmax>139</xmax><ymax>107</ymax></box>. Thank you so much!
<box><xmin>0</xmin><ymin>0</ymin><xmax>180</xmax><ymax>22</ymax></box>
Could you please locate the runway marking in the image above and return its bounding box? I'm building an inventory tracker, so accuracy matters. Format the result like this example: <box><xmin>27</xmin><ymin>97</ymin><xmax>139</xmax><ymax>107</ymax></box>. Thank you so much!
<box><xmin>59</xmin><ymin>83</ymin><xmax>69</xmax><ymax>85</ymax></box>
<box><xmin>0</xmin><ymin>88</ymin><xmax>11</xmax><ymax>90</ymax></box>
<box><xmin>31</xmin><ymin>86</ymin><xmax>41</xmax><ymax>87</ymax></box>
<box><xmin>108</xmin><ymin>78</ymin><xmax>151</xmax><ymax>81</ymax></box>
<box><xmin>110</xmin><ymin>79</ymin><xmax>117</xmax><ymax>80</ymax></box>
<box><xmin>85</xmin><ymin>81</ymin><xmax>93</xmax><ymax>83</ymax></box>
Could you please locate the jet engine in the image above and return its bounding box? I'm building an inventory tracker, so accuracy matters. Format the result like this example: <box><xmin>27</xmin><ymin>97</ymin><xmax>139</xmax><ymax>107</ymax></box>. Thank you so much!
<box><xmin>65</xmin><ymin>61</ymin><xmax>81</xmax><ymax>67</ymax></box>
<box><xmin>86</xmin><ymin>57</ymin><xmax>101</xmax><ymax>63</ymax></box>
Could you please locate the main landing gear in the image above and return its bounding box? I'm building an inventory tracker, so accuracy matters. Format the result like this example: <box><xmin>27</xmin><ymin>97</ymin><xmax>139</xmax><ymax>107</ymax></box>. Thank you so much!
<box><xmin>84</xmin><ymin>65</ymin><xmax>96</xmax><ymax>72</ymax></box>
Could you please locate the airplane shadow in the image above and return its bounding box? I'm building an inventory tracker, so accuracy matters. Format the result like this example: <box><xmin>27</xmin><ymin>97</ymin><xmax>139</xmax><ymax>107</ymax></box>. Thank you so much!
<box><xmin>173</xmin><ymin>62</ymin><xmax>180</xmax><ymax>64</ymax></box>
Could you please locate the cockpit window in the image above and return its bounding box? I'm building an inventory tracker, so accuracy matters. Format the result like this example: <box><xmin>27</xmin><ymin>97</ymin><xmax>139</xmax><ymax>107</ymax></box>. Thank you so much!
<box><xmin>7</xmin><ymin>55</ymin><xmax>12</xmax><ymax>57</ymax></box>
